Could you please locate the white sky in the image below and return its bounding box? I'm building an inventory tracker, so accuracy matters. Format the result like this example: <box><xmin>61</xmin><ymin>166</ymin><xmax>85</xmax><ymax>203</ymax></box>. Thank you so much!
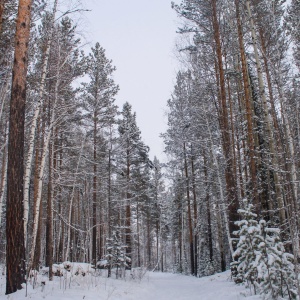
<box><xmin>79</xmin><ymin>0</ymin><xmax>180</xmax><ymax>161</ymax></box>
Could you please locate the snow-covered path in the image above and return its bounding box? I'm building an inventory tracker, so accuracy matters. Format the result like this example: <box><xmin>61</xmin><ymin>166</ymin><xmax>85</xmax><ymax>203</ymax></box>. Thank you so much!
<box><xmin>0</xmin><ymin>269</ymin><xmax>261</xmax><ymax>299</ymax></box>
<box><xmin>137</xmin><ymin>271</ymin><xmax>260</xmax><ymax>300</ymax></box>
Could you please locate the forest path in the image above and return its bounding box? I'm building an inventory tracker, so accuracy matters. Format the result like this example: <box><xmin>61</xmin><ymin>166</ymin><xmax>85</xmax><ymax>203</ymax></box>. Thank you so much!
<box><xmin>136</xmin><ymin>271</ymin><xmax>261</xmax><ymax>300</ymax></box>
<box><xmin>0</xmin><ymin>268</ymin><xmax>261</xmax><ymax>299</ymax></box>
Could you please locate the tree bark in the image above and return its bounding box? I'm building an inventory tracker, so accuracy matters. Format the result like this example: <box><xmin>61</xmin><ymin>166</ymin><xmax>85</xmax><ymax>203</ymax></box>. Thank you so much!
<box><xmin>6</xmin><ymin>0</ymin><xmax>32</xmax><ymax>294</ymax></box>
<box><xmin>211</xmin><ymin>0</ymin><xmax>238</xmax><ymax>235</ymax></box>
<box><xmin>0</xmin><ymin>0</ymin><xmax>5</xmax><ymax>34</ymax></box>
<box><xmin>0</xmin><ymin>124</ymin><xmax>8</xmax><ymax>226</ymax></box>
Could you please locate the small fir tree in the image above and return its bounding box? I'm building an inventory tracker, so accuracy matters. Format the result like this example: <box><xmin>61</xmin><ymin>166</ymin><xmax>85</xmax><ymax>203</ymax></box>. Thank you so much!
<box><xmin>231</xmin><ymin>202</ymin><xmax>260</xmax><ymax>293</ymax></box>
<box><xmin>105</xmin><ymin>231</ymin><xmax>131</xmax><ymax>279</ymax></box>
<box><xmin>255</xmin><ymin>220</ymin><xmax>297</xmax><ymax>299</ymax></box>
<box><xmin>232</xmin><ymin>203</ymin><xmax>297</xmax><ymax>299</ymax></box>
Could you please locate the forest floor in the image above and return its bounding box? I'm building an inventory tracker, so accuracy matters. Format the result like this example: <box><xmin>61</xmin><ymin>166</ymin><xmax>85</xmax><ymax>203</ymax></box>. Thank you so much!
<box><xmin>0</xmin><ymin>265</ymin><xmax>261</xmax><ymax>299</ymax></box>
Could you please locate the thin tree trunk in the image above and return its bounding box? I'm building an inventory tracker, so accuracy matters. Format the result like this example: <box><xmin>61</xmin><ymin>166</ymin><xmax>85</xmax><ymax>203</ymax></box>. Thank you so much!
<box><xmin>203</xmin><ymin>151</ymin><xmax>213</xmax><ymax>262</ymax></box>
<box><xmin>190</xmin><ymin>145</ymin><xmax>198</xmax><ymax>276</ymax></box>
<box><xmin>23</xmin><ymin>0</ymin><xmax>58</xmax><ymax>244</ymax></box>
<box><xmin>0</xmin><ymin>124</ymin><xmax>8</xmax><ymax>225</ymax></box>
<box><xmin>147</xmin><ymin>207</ymin><xmax>152</xmax><ymax>268</ymax></box>
<box><xmin>206</xmin><ymin>117</ymin><xmax>233</xmax><ymax>257</ymax></box>
<box><xmin>28</xmin><ymin>76</ymin><xmax>59</xmax><ymax>271</ymax></box>
<box><xmin>0</xmin><ymin>77</ymin><xmax>10</xmax><ymax>124</ymax></box>
<box><xmin>178</xmin><ymin>196</ymin><xmax>182</xmax><ymax>272</ymax></box>
<box><xmin>46</xmin><ymin>128</ymin><xmax>53</xmax><ymax>280</ymax></box>
<box><xmin>33</xmin><ymin>188</ymin><xmax>43</xmax><ymax>270</ymax></box>
<box><xmin>0</xmin><ymin>0</ymin><xmax>5</xmax><ymax>34</ymax></box>
<box><xmin>183</xmin><ymin>142</ymin><xmax>194</xmax><ymax>275</ymax></box>
<box><xmin>234</xmin><ymin>0</ymin><xmax>258</xmax><ymax>207</ymax></box>
<box><xmin>211</xmin><ymin>0</ymin><xmax>238</xmax><ymax>234</ymax></box>
<box><xmin>31</xmin><ymin>118</ymin><xmax>41</xmax><ymax>265</ymax></box>
<box><xmin>136</xmin><ymin>203</ymin><xmax>141</xmax><ymax>267</ymax></box>
<box><xmin>6</xmin><ymin>0</ymin><xmax>32</xmax><ymax>294</ymax></box>
<box><xmin>65</xmin><ymin>138</ymin><xmax>85</xmax><ymax>261</ymax></box>
<box><xmin>125</xmin><ymin>146</ymin><xmax>132</xmax><ymax>268</ymax></box>
<box><xmin>107</xmin><ymin>131</ymin><xmax>112</xmax><ymax>237</ymax></box>
<box><xmin>92</xmin><ymin>110</ymin><xmax>97</xmax><ymax>265</ymax></box>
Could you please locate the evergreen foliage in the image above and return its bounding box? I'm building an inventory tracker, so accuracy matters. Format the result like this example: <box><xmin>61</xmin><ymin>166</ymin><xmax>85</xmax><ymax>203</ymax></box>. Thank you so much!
<box><xmin>105</xmin><ymin>230</ymin><xmax>131</xmax><ymax>279</ymax></box>
<box><xmin>232</xmin><ymin>203</ymin><xmax>297</xmax><ymax>299</ymax></box>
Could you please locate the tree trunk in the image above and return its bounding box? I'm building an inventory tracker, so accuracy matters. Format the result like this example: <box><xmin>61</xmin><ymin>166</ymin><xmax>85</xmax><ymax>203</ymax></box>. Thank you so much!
<box><xmin>0</xmin><ymin>77</ymin><xmax>10</xmax><ymax>125</ymax></box>
<box><xmin>65</xmin><ymin>138</ymin><xmax>85</xmax><ymax>261</ymax></box>
<box><xmin>190</xmin><ymin>145</ymin><xmax>198</xmax><ymax>276</ymax></box>
<box><xmin>31</xmin><ymin>119</ymin><xmax>41</xmax><ymax>267</ymax></box>
<box><xmin>234</xmin><ymin>0</ymin><xmax>258</xmax><ymax>207</ymax></box>
<box><xmin>46</xmin><ymin>129</ymin><xmax>53</xmax><ymax>280</ymax></box>
<box><xmin>206</xmin><ymin>117</ymin><xmax>233</xmax><ymax>257</ymax></box>
<box><xmin>246</xmin><ymin>0</ymin><xmax>285</xmax><ymax>222</ymax></box>
<box><xmin>146</xmin><ymin>209</ymin><xmax>151</xmax><ymax>268</ymax></box>
<box><xmin>203</xmin><ymin>152</ymin><xmax>213</xmax><ymax>262</ymax></box>
<box><xmin>136</xmin><ymin>203</ymin><xmax>141</xmax><ymax>267</ymax></box>
<box><xmin>0</xmin><ymin>124</ymin><xmax>8</xmax><ymax>226</ymax></box>
<box><xmin>183</xmin><ymin>142</ymin><xmax>194</xmax><ymax>275</ymax></box>
<box><xmin>23</xmin><ymin>0</ymin><xmax>58</xmax><ymax>245</ymax></box>
<box><xmin>211</xmin><ymin>0</ymin><xmax>238</xmax><ymax>235</ymax></box>
<box><xmin>125</xmin><ymin>146</ymin><xmax>132</xmax><ymax>268</ymax></box>
<box><xmin>0</xmin><ymin>0</ymin><xmax>5</xmax><ymax>34</ymax></box>
<box><xmin>28</xmin><ymin>72</ymin><xmax>59</xmax><ymax>270</ymax></box>
<box><xmin>92</xmin><ymin>110</ymin><xmax>97</xmax><ymax>265</ymax></box>
<box><xmin>6</xmin><ymin>0</ymin><xmax>32</xmax><ymax>294</ymax></box>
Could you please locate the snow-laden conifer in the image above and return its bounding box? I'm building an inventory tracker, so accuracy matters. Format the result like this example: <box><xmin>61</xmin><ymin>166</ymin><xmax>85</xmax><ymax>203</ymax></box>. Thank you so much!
<box><xmin>232</xmin><ymin>203</ymin><xmax>297</xmax><ymax>299</ymax></box>
<box><xmin>105</xmin><ymin>230</ymin><xmax>131</xmax><ymax>279</ymax></box>
<box><xmin>231</xmin><ymin>202</ymin><xmax>260</xmax><ymax>294</ymax></box>
<box><xmin>254</xmin><ymin>220</ymin><xmax>297</xmax><ymax>299</ymax></box>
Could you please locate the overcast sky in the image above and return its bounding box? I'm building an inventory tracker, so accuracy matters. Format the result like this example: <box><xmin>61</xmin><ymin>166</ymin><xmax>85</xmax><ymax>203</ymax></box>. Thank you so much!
<box><xmin>79</xmin><ymin>0</ymin><xmax>180</xmax><ymax>161</ymax></box>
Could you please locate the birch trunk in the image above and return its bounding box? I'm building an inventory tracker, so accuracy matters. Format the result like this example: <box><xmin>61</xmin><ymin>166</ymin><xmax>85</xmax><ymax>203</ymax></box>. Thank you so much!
<box><xmin>28</xmin><ymin>71</ymin><xmax>59</xmax><ymax>271</ymax></box>
<box><xmin>245</xmin><ymin>0</ymin><xmax>285</xmax><ymax>223</ymax></box>
<box><xmin>0</xmin><ymin>124</ymin><xmax>8</xmax><ymax>225</ymax></box>
<box><xmin>23</xmin><ymin>0</ymin><xmax>58</xmax><ymax>244</ymax></box>
<box><xmin>0</xmin><ymin>78</ymin><xmax>10</xmax><ymax>124</ymax></box>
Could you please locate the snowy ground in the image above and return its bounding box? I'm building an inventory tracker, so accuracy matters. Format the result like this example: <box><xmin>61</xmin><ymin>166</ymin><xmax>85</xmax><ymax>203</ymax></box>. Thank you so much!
<box><xmin>0</xmin><ymin>265</ymin><xmax>261</xmax><ymax>299</ymax></box>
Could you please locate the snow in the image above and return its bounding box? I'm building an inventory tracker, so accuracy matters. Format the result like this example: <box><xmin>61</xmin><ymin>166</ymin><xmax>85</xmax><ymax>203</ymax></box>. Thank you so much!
<box><xmin>0</xmin><ymin>268</ymin><xmax>262</xmax><ymax>300</ymax></box>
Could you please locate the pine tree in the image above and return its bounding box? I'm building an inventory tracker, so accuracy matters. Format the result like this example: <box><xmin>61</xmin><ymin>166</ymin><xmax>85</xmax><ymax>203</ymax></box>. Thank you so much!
<box><xmin>231</xmin><ymin>203</ymin><xmax>260</xmax><ymax>293</ymax></box>
<box><xmin>81</xmin><ymin>42</ymin><xmax>118</xmax><ymax>265</ymax></box>
<box><xmin>233</xmin><ymin>203</ymin><xmax>297</xmax><ymax>299</ymax></box>
<box><xmin>118</xmin><ymin>102</ymin><xmax>148</xmax><ymax>269</ymax></box>
<box><xmin>255</xmin><ymin>220</ymin><xmax>297</xmax><ymax>299</ymax></box>
<box><xmin>105</xmin><ymin>230</ymin><xmax>130</xmax><ymax>279</ymax></box>
<box><xmin>6</xmin><ymin>0</ymin><xmax>32</xmax><ymax>294</ymax></box>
